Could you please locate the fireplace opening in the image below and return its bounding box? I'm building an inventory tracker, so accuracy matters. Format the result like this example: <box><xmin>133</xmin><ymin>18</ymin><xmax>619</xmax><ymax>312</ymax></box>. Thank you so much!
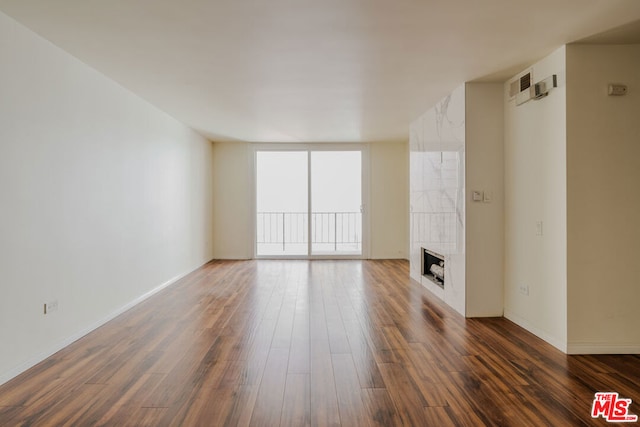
<box><xmin>422</xmin><ymin>248</ymin><xmax>444</xmax><ymax>288</ymax></box>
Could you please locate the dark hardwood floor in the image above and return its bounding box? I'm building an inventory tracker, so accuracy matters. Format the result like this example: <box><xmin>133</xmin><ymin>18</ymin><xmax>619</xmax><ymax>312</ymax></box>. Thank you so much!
<box><xmin>0</xmin><ymin>260</ymin><xmax>638</xmax><ymax>426</ymax></box>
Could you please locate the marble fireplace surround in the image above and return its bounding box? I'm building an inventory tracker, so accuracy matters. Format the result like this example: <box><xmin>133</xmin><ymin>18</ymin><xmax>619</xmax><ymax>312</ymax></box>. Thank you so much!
<box><xmin>410</xmin><ymin>85</ymin><xmax>466</xmax><ymax>315</ymax></box>
<box><xmin>410</xmin><ymin>82</ymin><xmax>504</xmax><ymax>319</ymax></box>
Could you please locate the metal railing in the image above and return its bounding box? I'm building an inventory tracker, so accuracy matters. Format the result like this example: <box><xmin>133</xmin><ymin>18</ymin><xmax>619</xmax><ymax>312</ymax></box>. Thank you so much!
<box><xmin>256</xmin><ymin>212</ymin><xmax>361</xmax><ymax>251</ymax></box>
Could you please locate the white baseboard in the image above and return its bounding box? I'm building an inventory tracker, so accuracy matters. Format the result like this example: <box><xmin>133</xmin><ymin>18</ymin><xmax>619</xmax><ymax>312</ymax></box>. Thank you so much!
<box><xmin>566</xmin><ymin>343</ymin><xmax>640</xmax><ymax>355</ymax></box>
<box><xmin>0</xmin><ymin>261</ymin><xmax>209</xmax><ymax>387</ymax></box>
<box><xmin>504</xmin><ymin>309</ymin><xmax>567</xmax><ymax>353</ymax></box>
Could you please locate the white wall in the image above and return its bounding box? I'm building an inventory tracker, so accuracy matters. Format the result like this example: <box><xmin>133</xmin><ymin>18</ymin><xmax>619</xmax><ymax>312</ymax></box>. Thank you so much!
<box><xmin>369</xmin><ymin>141</ymin><xmax>409</xmax><ymax>259</ymax></box>
<box><xmin>0</xmin><ymin>12</ymin><xmax>215</xmax><ymax>384</ymax></box>
<box><xmin>212</xmin><ymin>141</ymin><xmax>253</xmax><ymax>259</ymax></box>
<box><xmin>566</xmin><ymin>44</ymin><xmax>640</xmax><ymax>353</ymax></box>
<box><xmin>212</xmin><ymin>141</ymin><xmax>409</xmax><ymax>260</ymax></box>
<box><xmin>465</xmin><ymin>83</ymin><xmax>504</xmax><ymax>317</ymax></box>
<box><xmin>503</xmin><ymin>47</ymin><xmax>568</xmax><ymax>351</ymax></box>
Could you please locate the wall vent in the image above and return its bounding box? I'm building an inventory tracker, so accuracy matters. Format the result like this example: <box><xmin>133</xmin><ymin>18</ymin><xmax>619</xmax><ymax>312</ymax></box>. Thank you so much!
<box><xmin>509</xmin><ymin>71</ymin><xmax>532</xmax><ymax>98</ymax></box>
<box><xmin>508</xmin><ymin>70</ymin><xmax>536</xmax><ymax>105</ymax></box>
<box><xmin>520</xmin><ymin>73</ymin><xmax>532</xmax><ymax>92</ymax></box>
<box><xmin>509</xmin><ymin>70</ymin><xmax>557</xmax><ymax>105</ymax></box>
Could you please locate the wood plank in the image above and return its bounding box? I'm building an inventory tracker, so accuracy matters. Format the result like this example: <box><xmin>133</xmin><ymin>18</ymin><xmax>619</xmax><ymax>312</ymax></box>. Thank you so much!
<box><xmin>331</xmin><ymin>353</ymin><xmax>371</xmax><ymax>427</ymax></box>
<box><xmin>309</xmin><ymin>278</ymin><xmax>341</xmax><ymax>427</ymax></box>
<box><xmin>323</xmin><ymin>285</ymin><xmax>351</xmax><ymax>355</ymax></box>
<box><xmin>281</xmin><ymin>374</ymin><xmax>311</xmax><ymax>427</ymax></box>
<box><xmin>220</xmin><ymin>384</ymin><xmax>259</xmax><ymax>427</ymax></box>
<box><xmin>361</xmin><ymin>388</ymin><xmax>402</xmax><ymax>427</ymax></box>
<box><xmin>94</xmin><ymin>373</ymin><xmax>166</xmax><ymax>426</ymax></box>
<box><xmin>249</xmin><ymin>347</ymin><xmax>289</xmax><ymax>427</ymax></box>
<box><xmin>377</xmin><ymin>362</ymin><xmax>428</xmax><ymax>426</ymax></box>
<box><xmin>288</xmin><ymin>284</ymin><xmax>310</xmax><ymax>374</ymax></box>
<box><xmin>0</xmin><ymin>260</ymin><xmax>639</xmax><ymax>426</ymax></box>
<box><xmin>423</xmin><ymin>406</ymin><xmax>458</xmax><ymax>427</ymax></box>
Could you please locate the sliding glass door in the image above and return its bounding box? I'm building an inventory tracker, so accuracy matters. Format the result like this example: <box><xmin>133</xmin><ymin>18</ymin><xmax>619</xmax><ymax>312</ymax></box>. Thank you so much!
<box><xmin>255</xmin><ymin>148</ymin><xmax>364</xmax><ymax>258</ymax></box>
<box><xmin>255</xmin><ymin>151</ymin><xmax>308</xmax><ymax>256</ymax></box>
<box><xmin>310</xmin><ymin>151</ymin><xmax>361</xmax><ymax>255</ymax></box>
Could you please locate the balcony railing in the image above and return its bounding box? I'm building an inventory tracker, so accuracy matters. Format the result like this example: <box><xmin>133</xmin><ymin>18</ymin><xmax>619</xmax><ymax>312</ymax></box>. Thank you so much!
<box><xmin>257</xmin><ymin>212</ymin><xmax>361</xmax><ymax>252</ymax></box>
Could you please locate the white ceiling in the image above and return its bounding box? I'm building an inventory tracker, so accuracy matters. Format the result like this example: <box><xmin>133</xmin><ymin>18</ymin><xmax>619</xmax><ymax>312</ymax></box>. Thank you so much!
<box><xmin>1</xmin><ymin>0</ymin><xmax>640</xmax><ymax>143</ymax></box>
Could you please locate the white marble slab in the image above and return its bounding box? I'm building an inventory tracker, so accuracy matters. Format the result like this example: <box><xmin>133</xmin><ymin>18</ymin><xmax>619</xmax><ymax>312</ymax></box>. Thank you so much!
<box><xmin>409</xmin><ymin>85</ymin><xmax>466</xmax><ymax>315</ymax></box>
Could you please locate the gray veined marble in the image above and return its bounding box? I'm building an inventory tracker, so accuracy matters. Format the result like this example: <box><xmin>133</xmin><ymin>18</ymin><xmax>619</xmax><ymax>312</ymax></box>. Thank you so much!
<box><xmin>409</xmin><ymin>84</ymin><xmax>466</xmax><ymax>315</ymax></box>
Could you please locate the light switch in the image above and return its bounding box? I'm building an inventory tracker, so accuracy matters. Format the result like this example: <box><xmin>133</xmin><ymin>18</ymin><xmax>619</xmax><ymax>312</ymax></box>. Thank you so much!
<box><xmin>536</xmin><ymin>221</ymin><xmax>543</xmax><ymax>236</ymax></box>
<box><xmin>483</xmin><ymin>191</ymin><xmax>493</xmax><ymax>203</ymax></box>
<box><xmin>472</xmin><ymin>191</ymin><xmax>483</xmax><ymax>202</ymax></box>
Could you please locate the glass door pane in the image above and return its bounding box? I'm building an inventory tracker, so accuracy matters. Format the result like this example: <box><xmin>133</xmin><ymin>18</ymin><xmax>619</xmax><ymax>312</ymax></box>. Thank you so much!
<box><xmin>256</xmin><ymin>151</ymin><xmax>308</xmax><ymax>256</ymax></box>
<box><xmin>311</xmin><ymin>151</ymin><xmax>362</xmax><ymax>255</ymax></box>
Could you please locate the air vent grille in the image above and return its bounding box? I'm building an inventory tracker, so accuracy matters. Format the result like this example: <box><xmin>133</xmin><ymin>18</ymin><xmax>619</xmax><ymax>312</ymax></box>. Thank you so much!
<box><xmin>509</xmin><ymin>71</ymin><xmax>533</xmax><ymax>99</ymax></box>
<box><xmin>520</xmin><ymin>73</ymin><xmax>531</xmax><ymax>91</ymax></box>
<box><xmin>508</xmin><ymin>69</ymin><xmax>535</xmax><ymax>104</ymax></box>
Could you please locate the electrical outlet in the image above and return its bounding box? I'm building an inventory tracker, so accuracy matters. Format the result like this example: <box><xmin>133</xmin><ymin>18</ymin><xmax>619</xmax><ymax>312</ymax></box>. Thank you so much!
<box><xmin>519</xmin><ymin>284</ymin><xmax>529</xmax><ymax>296</ymax></box>
<box><xmin>44</xmin><ymin>300</ymin><xmax>59</xmax><ymax>314</ymax></box>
